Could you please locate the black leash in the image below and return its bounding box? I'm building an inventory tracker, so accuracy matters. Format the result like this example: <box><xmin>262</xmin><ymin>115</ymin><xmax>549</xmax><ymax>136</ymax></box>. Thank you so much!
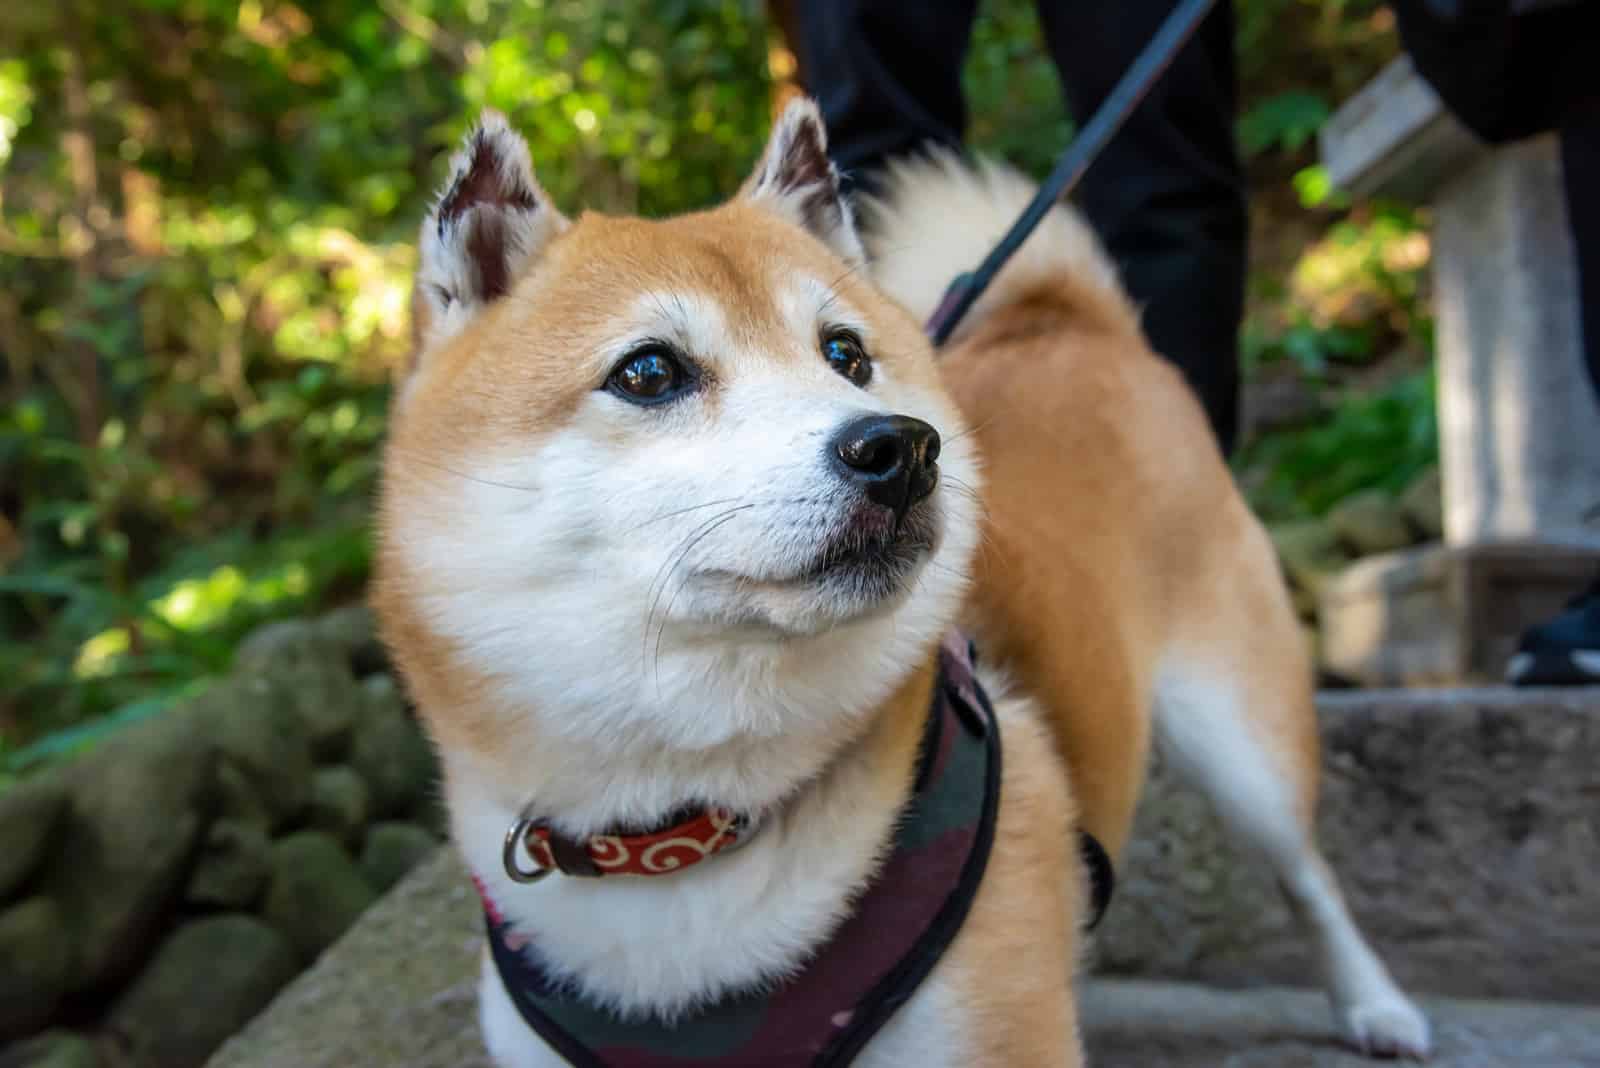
<box><xmin>923</xmin><ymin>0</ymin><xmax>1221</xmax><ymax>346</ymax></box>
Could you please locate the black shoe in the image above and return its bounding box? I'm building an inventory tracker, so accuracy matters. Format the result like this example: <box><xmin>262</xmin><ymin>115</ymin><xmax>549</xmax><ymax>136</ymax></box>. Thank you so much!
<box><xmin>1506</xmin><ymin>574</ymin><xmax>1600</xmax><ymax>686</ymax></box>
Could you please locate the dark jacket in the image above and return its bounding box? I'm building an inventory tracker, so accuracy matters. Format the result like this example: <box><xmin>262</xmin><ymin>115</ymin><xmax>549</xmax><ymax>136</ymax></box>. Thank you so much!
<box><xmin>1390</xmin><ymin>0</ymin><xmax>1600</xmax><ymax>142</ymax></box>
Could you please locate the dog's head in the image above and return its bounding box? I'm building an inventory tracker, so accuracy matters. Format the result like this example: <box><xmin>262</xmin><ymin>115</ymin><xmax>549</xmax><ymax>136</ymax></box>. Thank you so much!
<box><xmin>376</xmin><ymin>100</ymin><xmax>982</xmax><ymax>812</ymax></box>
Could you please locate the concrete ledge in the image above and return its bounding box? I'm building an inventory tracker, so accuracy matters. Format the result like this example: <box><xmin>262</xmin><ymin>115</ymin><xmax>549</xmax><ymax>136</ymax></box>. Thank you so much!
<box><xmin>1319</xmin><ymin>540</ymin><xmax>1600</xmax><ymax>685</ymax></box>
<box><xmin>1084</xmin><ymin>980</ymin><xmax>1600</xmax><ymax>1067</ymax></box>
<box><xmin>212</xmin><ymin>689</ymin><xmax>1600</xmax><ymax>1067</ymax></box>
<box><xmin>205</xmin><ymin>849</ymin><xmax>487</xmax><ymax>1068</ymax></box>
<box><xmin>1097</xmin><ymin>687</ymin><xmax>1600</xmax><ymax>1003</ymax></box>
<box><xmin>1319</xmin><ymin>56</ymin><xmax>1485</xmax><ymax>202</ymax></box>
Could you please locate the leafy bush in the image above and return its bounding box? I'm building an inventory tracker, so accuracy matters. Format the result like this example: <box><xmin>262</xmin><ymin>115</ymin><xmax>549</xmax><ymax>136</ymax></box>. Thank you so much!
<box><xmin>1237</xmin><ymin>370</ymin><xmax>1438</xmax><ymax>521</ymax></box>
<box><xmin>2</xmin><ymin>0</ymin><xmax>1440</xmax><ymax>764</ymax></box>
<box><xmin>1</xmin><ymin>0</ymin><xmax>772</xmax><ymax>763</ymax></box>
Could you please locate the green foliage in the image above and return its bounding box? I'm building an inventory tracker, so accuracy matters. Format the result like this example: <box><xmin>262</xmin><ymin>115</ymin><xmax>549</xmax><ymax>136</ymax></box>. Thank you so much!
<box><xmin>1244</xmin><ymin>199</ymin><xmax>1432</xmax><ymax>379</ymax></box>
<box><xmin>1245</xmin><ymin>317</ymin><xmax>1379</xmax><ymax>378</ymax></box>
<box><xmin>1237</xmin><ymin>371</ymin><xmax>1439</xmax><ymax>521</ymax></box>
<box><xmin>1239</xmin><ymin>91</ymin><xmax>1331</xmax><ymax>155</ymax></box>
<box><xmin>964</xmin><ymin>3</ymin><xmax>1073</xmax><ymax>176</ymax></box>
<box><xmin>1</xmin><ymin>0</ymin><xmax>772</xmax><ymax>757</ymax></box>
<box><xmin>2</xmin><ymin>0</ymin><xmax>1440</xmax><ymax>760</ymax></box>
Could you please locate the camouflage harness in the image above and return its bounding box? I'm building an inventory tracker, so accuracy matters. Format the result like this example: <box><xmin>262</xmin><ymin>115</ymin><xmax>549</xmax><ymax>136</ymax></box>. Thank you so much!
<box><xmin>478</xmin><ymin>633</ymin><xmax>1112</xmax><ymax>1067</ymax></box>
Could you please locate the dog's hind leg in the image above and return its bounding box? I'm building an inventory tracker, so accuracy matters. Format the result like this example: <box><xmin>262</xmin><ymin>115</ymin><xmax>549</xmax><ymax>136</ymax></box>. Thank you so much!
<box><xmin>1152</xmin><ymin>631</ymin><xmax>1431</xmax><ymax>1059</ymax></box>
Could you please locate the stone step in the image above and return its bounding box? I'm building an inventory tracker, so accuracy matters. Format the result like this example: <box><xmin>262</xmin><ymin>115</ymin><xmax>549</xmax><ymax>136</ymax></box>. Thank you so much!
<box><xmin>210</xmin><ymin>847</ymin><xmax>1600</xmax><ymax>1068</ymax></box>
<box><xmin>210</xmin><ymin>687</ymin><xmax>1600</xmax><ymax>1068</ymax></box>
<box><xmin>206</xmin><ymin>850</ymin><xmax>487</xmax><ymax>1068</ymax></box>
<box><xmin>1083</xmin><ymin>979</ymin><xmax>1600</xmax><ymax>1068</ymax></box>
<box><xmin>1096</xmin><ymin>686</ymin><xmax>1600</xmax><ymax>1004</ymax></box>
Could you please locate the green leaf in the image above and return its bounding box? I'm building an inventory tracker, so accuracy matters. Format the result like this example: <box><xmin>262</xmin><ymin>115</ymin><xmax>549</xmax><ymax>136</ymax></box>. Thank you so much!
<box><xmin>1239</xmin><ymin>92</ymin><xmax>1331</xmax><ymax>156</ymax></box>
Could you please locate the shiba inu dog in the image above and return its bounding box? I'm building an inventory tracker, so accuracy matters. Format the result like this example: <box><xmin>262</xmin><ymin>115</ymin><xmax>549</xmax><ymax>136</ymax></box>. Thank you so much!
<box><xmin>372</xmin><ymin>99</ymin><xmax>1430</xmax><ymax>1066</ymax></box>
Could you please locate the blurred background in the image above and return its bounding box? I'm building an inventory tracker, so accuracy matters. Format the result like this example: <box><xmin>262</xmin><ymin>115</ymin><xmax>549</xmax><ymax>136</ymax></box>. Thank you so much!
<box><xmin>0</xmin><ymin>0</ymin><xmax>1434</xmax><ymax>777</ymax></box>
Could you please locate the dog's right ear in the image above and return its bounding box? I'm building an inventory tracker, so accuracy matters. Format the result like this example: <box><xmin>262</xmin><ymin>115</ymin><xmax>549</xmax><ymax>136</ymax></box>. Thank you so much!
<box><xmin>740</xmin><ymin>98</ymin><xmax>863</xmax><ymax>264</ymax></box>
<box><xmin>412</xmin><ymin>111</ymin><xmax>568</xmax><ymax>362</ymax></box>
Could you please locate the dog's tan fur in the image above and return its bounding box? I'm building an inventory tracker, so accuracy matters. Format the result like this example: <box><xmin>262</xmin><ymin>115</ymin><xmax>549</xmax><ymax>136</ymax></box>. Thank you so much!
<box><xmin>374</xmin><ymin>102</ymin><xmax>1425</xmax><ymax>1066</ymax></box>
<box><xmin>942</xmin><ymin>283</ymin><xmax>1321</xmax><ymax>857</ymax></box>
<box><xmin>857</xmin><ymin>152</ymin><xmax>1324</xmax><ymax>859</ymax></box>
<box><xmin>948</xmin><ymin>704</ymin><xmax>1085</xmax><ymax>1065</ymax></box>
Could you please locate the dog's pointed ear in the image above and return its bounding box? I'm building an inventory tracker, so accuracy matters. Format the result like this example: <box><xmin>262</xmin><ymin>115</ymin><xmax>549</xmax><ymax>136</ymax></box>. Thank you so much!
<box><xmin>740</xmin><ymin>97</ymin><xmax>863</xmax><ymax>263</ymax></box>
<box><xmin>413</xmin><ymin>111</ymin><xmax>568</xmax><ymax>357</ymax></box>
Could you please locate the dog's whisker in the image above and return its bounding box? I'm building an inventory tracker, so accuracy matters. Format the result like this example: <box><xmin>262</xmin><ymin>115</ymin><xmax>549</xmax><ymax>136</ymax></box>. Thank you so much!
<box><xmin>941</xmin><ymin>409</ymin><xmax>1008</xmax><ymax>447</ymax></box>
<box><xmin>391</xmin><ymin>451</ymin><xmax>540</xmax><ymax>493</ymax></box>
<box><xmin>640</xmin><ymin>505</ymin><xmax>757</xmax><ymax>667</ymax></box>
<box><xmin>623</xmin><ymin>497</ymin><xmax>747</xmax><ymax>533</ymax></box>
<box><xmin>648</xmin><ymin>510</ymin><xmax>749</xmax><ymax>690</ymax></box>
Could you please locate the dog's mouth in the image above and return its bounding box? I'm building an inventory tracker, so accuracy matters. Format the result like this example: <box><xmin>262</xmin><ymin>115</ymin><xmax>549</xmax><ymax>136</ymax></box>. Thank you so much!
<box><xmin>800</xmin><ymin>503</ymin><xmax>937</xmax><ymax>590</ymax></box>
<box><xmin>695</xmin><ymin>497</ymin><xmax>940</xmax><ymax>604</ymax></box>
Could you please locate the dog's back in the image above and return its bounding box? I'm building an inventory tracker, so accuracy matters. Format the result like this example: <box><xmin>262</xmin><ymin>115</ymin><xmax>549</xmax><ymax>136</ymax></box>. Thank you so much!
<box><xmin>862</xmin><ymin>155</ymin><xmax>1430</xmax><ymax>1056</ymax></box>
<box><xmin>861</xmin><ymin>153</ymin><xmax>1311</xmax><ymax>857</ymax></box>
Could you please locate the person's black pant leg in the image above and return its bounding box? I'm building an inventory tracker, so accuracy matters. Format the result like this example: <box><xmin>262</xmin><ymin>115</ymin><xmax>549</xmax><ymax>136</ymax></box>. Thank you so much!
<box><xmin>1560</xmin><ymin>116</ymin><xmax>1600</xmax><ymax>403</ymax></box>
<box><xmin>792</xmin><ymin>1</ymin><xmax>1247</xmax><ymax>453</ymax></box>
<box><xmin>791</xmin><ymin>1</ymin><xmax>981</xmax><ymax>192</ymax></box>
<box><xmin>1036</xmin><ymin>0</ymin><xmax>1248</xmax><ymax>455</ymax></box>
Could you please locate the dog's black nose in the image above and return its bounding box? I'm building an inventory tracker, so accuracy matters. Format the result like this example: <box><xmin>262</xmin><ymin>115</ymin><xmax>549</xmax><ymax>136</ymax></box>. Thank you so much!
<box><xmin>830</xmin><ymin>414</ymin><xmax>941</xmax><ymax>522</ymax></box>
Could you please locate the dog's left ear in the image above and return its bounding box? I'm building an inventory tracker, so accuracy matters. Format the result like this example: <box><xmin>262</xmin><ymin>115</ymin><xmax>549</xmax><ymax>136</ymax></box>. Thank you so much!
<box><xmin>413</xmin><ymin>110</ymin><xmax>569</xmax><ymax>359</ymax></box>
<box><xmin>741</xmin><ymin>98</ymin><xmax>864</xmax><ymax>263</ymax></box>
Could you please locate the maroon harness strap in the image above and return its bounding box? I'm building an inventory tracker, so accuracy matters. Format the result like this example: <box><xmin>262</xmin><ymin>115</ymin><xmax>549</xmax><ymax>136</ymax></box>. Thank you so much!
<box><xmin>480</xmin><ymin>632</ymin><xmax>1002</xmax><ymax>1067</ymax></box>
<box><xmin>476</xmin><ymin>633</ymin><xmax>1115</xmax><ymax>1066</ymax></box>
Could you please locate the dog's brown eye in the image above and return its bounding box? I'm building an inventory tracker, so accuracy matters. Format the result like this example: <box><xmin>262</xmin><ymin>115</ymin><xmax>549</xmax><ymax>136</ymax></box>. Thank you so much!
<box><xmin>607</xmin><ymin>348</ymin><xmax>689</xmax><ymax>405</ymax></box>
<box><xmin>822</xmin><ymin>332</ymin><xmax>871</xmax><ymax>388</ymax></box>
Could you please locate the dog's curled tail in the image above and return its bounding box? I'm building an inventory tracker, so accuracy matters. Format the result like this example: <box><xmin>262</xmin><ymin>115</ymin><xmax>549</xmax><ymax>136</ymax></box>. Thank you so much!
<box><xmin>858</xmin><ymin>150</ymin><xmax>1139</xmax><ymax>345</ymax></box>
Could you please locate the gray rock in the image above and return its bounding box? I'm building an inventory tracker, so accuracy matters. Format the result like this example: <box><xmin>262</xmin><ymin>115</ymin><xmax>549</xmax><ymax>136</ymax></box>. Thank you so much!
<box><xmin>314</xmin><ymin>601</ymin><xmax>373</xmax><ymax>640</ymax></box>
<box><xmin>213</xmin><ymin>763</ymin><xmax>271</xmax><ymax>834</ymax></box>
<box><xmin>0</xmin><ymin>897</ymin><xmax>71</xmax><ymax>1039</ymax></box>
<box><xmin>279</xmin><ymin>659</ymin><xmax>364</xmax><ymax>763</ymax></box>
<box><xmin>0</xmin><ymin>775</ymin><xmax>69</xmax><ymax>900</ymax></box>
<box><xmin>1327</xmin><ymin>488</ymin><xmax>1413</xmax><ymax>556</ymax></box>
<box><xmin>1083</xmin><ymin>979</ymin><xmax>1600</xmax><ymax>1067</ymax></box>
<box><xmin>37</xmin><ymin>707</ymin><xmax>217</xmax><ymax>995</ymax></box>
<box><xmin>1240</xmin><ymin>371</ymin><xmax>1325</xmax><ymax>439</ymax></box>
<box><xmin>313</xmin><ymin>603</ymin><xmax>381</xmax><ymax>667</ymax></box>
<box><xmin>235</xmin><ymin>616</ymin><xmax>367</xmax><ymax>761</ymax></box>
<box><xmin>204</xmin><ymin>851</ymin><xmax>486</xmax><ymax>1068</ymax></box>
<box><xmin>407</xmin><ymin>789</ymin><xmax>451</xmax><ymax>839</ymax></box>
<box><xmin>1401</xmin><ymin>464</ymin><xmax>1444</xmax><ymax>540</ymax></box>
<box><xmin>350</xmin><ymin>676</ymin><xmax>437</xmax><ymax>818</ymax></box>
<box><xmin>1096</xmin><ymin>688</ymin><xmax>1600</xmax><ymax>1002</ymax></box>
<box><xmin>199</xmin><ymin>676</ymin><xmax>313</xmax><ymax>830</ymax></box>
<box><xmin>108</xmin><ymin>915</ymin><xmax>297</xmax><ymax>1068</ymax></box>
<box><xmin>261</xmin><ymin>832</ymin><xmax>376</xmax><ymax>963</ymax></box>
<box><xmin>185</xmin><ymin>821</ymin><xmax>271</xmax><ymax>911</ymax></box>
<box><xmin>359</xmin><ymin>823</ymin><xmax>439</xmax><ymax>894</ymax></box>
<box><xmin>307</xmin><ymin>768</ymin><xmax>370</xmax><ymax>848</ymax></box>
<box><xmin>1267</xmin><ymin>519</ymin><xmax>1349</xmax><ymax>599</ymax></box>
<box><xmin>232</xmin><ymin>618</ymin><xmax>332</xmax><ymax>676</ymax></box>
<box><xmin>0</xmin><ymin>1030</ymin><xmax>102</xmax><ymax>1068</ymax></box>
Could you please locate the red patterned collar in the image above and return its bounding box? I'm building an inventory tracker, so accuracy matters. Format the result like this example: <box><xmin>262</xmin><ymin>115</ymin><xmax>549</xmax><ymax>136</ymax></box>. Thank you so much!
<box><xmin>501</xmin><ymin>805</ymin><xmax>754</xmax><ymax>881</ymax></box>
<box><xmin>495</xmin><ymin>632</ymin><xmax>981</xmax><ymax>886</ymax></box>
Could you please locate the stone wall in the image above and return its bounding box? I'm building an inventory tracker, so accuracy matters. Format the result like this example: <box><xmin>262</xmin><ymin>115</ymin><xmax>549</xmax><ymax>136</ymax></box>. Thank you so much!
<box><xmin>1096</xmin><ymin>687</ymin><xmax>1600</xmax><ymax>1002</ymax></box>
<box><xmin>0</xmin><ymin>606</ymin><xmax>445</xmax><ymax>1068</ymax></box>
<box><xmin>1266</xmin><ymin>467</ymin><xmax>1443</xmax><ymax>668</ymax></box>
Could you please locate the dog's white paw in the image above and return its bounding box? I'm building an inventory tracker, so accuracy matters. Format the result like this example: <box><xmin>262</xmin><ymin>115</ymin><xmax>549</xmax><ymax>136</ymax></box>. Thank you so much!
<box><xmin>1337</xmin><ymin>991</ymin><xmax>1432</xmax><ymax>1060</ymax></box>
